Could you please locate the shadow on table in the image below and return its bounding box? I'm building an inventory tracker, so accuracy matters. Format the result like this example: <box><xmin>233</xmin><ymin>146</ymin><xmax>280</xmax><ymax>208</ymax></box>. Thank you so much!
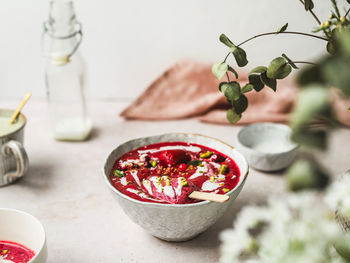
<box><xmin>154</xmin><ymin>190</ymin><xmax>270</xmax><ymax>257</ymax></box>
<box><xmin>17</xmin><ymin>162</ymin><xmax>55</xmax><ymax>191</ymax></box>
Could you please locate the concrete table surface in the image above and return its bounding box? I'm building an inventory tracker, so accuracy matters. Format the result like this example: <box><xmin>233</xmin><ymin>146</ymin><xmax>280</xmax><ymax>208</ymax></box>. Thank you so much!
<box><xmin>0</xmin><ymin>99</ymin><xmax>349</xmax><ymax>263</ymax></box>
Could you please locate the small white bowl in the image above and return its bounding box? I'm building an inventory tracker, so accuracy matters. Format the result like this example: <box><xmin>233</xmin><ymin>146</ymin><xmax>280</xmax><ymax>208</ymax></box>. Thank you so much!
<box><xmin>237</xmin><ymin>123</ymin><xmax>298</xmax><ymax>172</ymax></box>
<box><xmin>0</xmin><ymin>208</ymin><xmax>47</xmax><ymax>263</ymax></box>
<box><xmin>103</xmin><ymin>133</ymin><xmax>249</xmax><ymax>241</ymax></box>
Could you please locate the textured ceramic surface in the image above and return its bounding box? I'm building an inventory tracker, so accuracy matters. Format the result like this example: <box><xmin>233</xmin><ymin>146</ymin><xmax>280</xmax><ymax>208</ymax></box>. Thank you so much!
<box><xmin>0</xmin><ymin>208</ymin><xmax>47</xmax><ymax>263</ymax></box>
<box><xmin>103</xmin><ymin>133</ymin><xmax>249</xmax><ymax>242</ymax></box>
<box><xmin>237</xmin><ymin>123</ymin><xmax>298</xmax><ymax>172</ymax></box>
<box><xmin>0</xmin><ymin>109</ymin><xmax>29</xmax><ymax>186</ymax></box>
<box><xmin>336</xmin><ymin>170</ymin><xmax>350</xmax><ymax>232</ymax></box>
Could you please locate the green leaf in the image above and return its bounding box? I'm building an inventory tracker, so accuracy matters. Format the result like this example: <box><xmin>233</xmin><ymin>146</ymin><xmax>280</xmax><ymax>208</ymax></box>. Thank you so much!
<box><xmin>334</xmin><ymin>238</ymin><xmax>350</xmax><ymax>261</ymax></box>
<box><xmin>248</xmin><ymin>74</ymin><xmax>264</xmax><ymax>92</ymax></box>
<box><xmin>219</xmin><ymin>34</ymin><xmax>235</xmax><ymax>48</ymax></box>
<box><xmin>286</xmin><ymin>159</ymin><xmax>329</xmax><ymax>191</ymax></box>
<box><xmin>297</xmin><ymin>64</ymin><xmax>324</xmax><ymax>86</ymax></box>
<box><xmin>276</xmin><ymin>23</ymin><xmax>288</xmax><ymax>34</ymax></box>
<box><xmin>292</xmin><ymin>129</ymin><xmax>328</xmax><ymax>150</ymax></box>
<box><xmin>230</xmin><ymin>46</ymin><xmax>248</xmax><ymax>67</ymax></box>
<box><xmin>226</xmin><ymin>108</ymin><xmax>241</xmax><ymax>124</ymax></box>
<box><xmin>304</xmin><ymin>0</ymin><xmax>314</xmax><ymax>11</ymax></box>
<box><xmin>266</xmin><ymin>57</ymin><xmax>292</xmax><ymax>79</ymax></box>
<box><xmin>290</xmin><ymin>86</ymin><xmax>329</xmax><ymax>130</ymax></box>
<box><xmin>260</xmin><ymin>72</ymin><xmax>277</xmax><ymax>91</ymax></box>
<box><xmin>228</xmin><ymin>65</ymin><xmax>239</xmax><ymax>79</ymax></box>
<box><xmin>220</xmin><ymin>82</ymin><xmax>241</xmax><ymax>103</ymax></box>
<box><xmin>233</xmin><ymin>94</ymin><xmax>248</xmax><ymax>114</ymax></box>
<box><xmin>250</xmin><ymin>66</ymin><xmax>267</xmax><ymax>74</ymax></box>
<box><xmin>282</xmin><ymin>53</ymin><xmax>298</xmax><ymax>69</ymax></box>
<box><xmin>241</xmin><ymin>84</ymin><xmax>254</xmax><ymax>93</ymax></box>
<box><xmin>322</xmin><ymin>56</ymin><xmax>350</xmax><ymax>96</ymax></box>
<box><xmin>212</xmin><ymin>62</ymin><xmax>228</xmax><ymax>80</ymax></box>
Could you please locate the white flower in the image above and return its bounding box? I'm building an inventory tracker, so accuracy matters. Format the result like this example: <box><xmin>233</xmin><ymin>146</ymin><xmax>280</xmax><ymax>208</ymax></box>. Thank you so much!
<box><xmin>326</xmin><ymin>174</ymin><xmax>350</xmax><ymax>218</ymax></box>
<box><xmin>220</xmin><ymin>192</ymin><xmax>348</xmax><ymax>263</ymax></box>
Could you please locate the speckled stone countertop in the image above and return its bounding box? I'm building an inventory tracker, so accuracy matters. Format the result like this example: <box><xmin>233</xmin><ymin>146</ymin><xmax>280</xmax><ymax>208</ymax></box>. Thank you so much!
<box><xmin>0</xmin><ymin>99</ymin><xmax>349</xmax><ymax>263</ymax></box>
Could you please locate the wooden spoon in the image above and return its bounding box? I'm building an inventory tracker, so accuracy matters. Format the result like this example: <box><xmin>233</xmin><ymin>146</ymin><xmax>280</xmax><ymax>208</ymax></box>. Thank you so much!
<box><xmin>189</xmin><ymin>191</ymin><xmax>229</xmax><ymax>203</ymax></box>
<box><xmin>9</xmin><ymin>92</ymin><xmax>32</xmax><ymax>124</ymax></box>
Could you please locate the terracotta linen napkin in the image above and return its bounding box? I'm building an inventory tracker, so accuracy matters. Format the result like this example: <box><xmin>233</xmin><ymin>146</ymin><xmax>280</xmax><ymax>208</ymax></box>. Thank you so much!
<box><xmin>121</xmin><ymin>60</ymin><xmax>350</xmax><ymax>126</ymax></box>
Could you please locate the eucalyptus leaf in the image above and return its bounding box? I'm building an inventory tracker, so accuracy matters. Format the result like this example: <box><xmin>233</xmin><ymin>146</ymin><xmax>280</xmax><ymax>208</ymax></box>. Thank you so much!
<box><xmin>286</xmin><ymin>159</ymin><xmax>329</xmax><ymax>191</ymax></box>
<box><xmin>297</xmin><ymin>64</ymin><xmax>324</xmax><ymax>86</ymax></box>
<box><xmin>241</xmin><ymin>84</ymin><xmax>254</xmax><ymax>93</ymax></box>
<box><xmin>212</xmin><ymin>62</ymin><xmax>228</xmax><ymax>80</ymax></box>
<box><xmin>221</xmin><ymin>82</ymin><xmax>241</xmax><ymax>103</ymax></box>
<box><xmin>292</xmin><ymin>129</ymin><xmax>328</xmax><ymax>150</ymax></box>
<box><xmin>250</xmin><ymin>66</ymin><xmax>267</xmax><ymax>74</ymax></box>
<box><xmin>282</xmin><ymin>53</ymin><xmax>299</xmax><ymax>69</ymax></box>
<box><xmin>322</xmin><ymin>56</ymin><xmax>350</xmax><ymax>96</ymax></box>
<box><xmin>230</xmin><ymin>46</ymin><xmax>248</xmax><ymax>67</ymax></box>
<box><xmin>219</xmin><ymin>34</ymin><xmax>235</xmax><ymax>48</ymax></box>
<box><xmin>334</xmin><ymin>238</ymin><xmax>350</xmax><ymax>261</ymax></box>
<box><xmin>276</xmin><ymin>23</ymin><xmax>288</xmax><ymax>34</ymax></box>
<box><xmin>228</xmin><ymin>65</ymin><xmax>239</xmax><ymax>79</ymax></box>
<box><xmin>290</xmin><ymin>86</ymin><xmax>329</xmax><ymax>130</ymax></box>
<box><xmin>304</xmin><ymin>0</ymin><xmax>314</xmax><ymax>11</ymax></box>
<box><xmin>233</xmin><ymin>94</ymin><xmax>248</xmax><ymax>114</ymax></box>
<box><xmin>266</xmin><ymin>57</ymin><xmax>292</xmax><ymax>79</ymax></box>
<box><xmin>226</xmin><ymin>108</ymin><xmax>241</xmax><ymax>124</ymax></box>
<box><xmin>260</xmin><ymin>72</ymin><xmax>277</xmax><ymax>91</ymax></box>
<box><xmin>249</xmin><ymin>74</ymin><xmax>265</xmax><ymax>92</ymax></box>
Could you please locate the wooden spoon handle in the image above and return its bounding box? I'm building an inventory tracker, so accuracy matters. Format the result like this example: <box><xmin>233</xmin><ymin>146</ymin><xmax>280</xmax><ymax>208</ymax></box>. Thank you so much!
<box><xmin>9</xmin><ymin>92</ymin><xmax>31</xmax><ymax>124</ymax></box>
<box><xmin>189</xmin><ymin>191</ymin><xmax>229</xmax><ymax>203</ymax></box>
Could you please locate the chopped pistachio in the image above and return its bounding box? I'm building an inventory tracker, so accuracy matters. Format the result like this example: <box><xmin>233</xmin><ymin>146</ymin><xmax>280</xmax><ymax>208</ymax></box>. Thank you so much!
<box><xmin>113</xmin><ymin>169</ymin><xmax>125</xmax><ymax>178</ymax></box>
<box><xmin>210</xmin><ymin>176</ymin><xmax>215</xmax><ymax>183</ymax></box>
<box><xmin>188</xmin><ymin>160</ymin><xmax>201</xmax><ymax>166</ymax></box>
<box><xmin>200</xmin><ymin>151</ymin><xmax>213</xmax><ymax>159</ymax></box>
<box><xmin>151</xmin><ymin>160</ymin><xmax>157</xmax><ymax>167</ymax></box>
<box><xmin>219</xmin><ymin>164</ymin><xmax>229</xmax><ymax>175</ymax></box>
<box><xmin>2</xmin><ymin>250</ymin><xmax>8</xmax><ymax>254</ymax></box>
<box><xmin>223</xmin><ymin>188</ymin><xmax>230</xmax><ymax>193</ymax></box>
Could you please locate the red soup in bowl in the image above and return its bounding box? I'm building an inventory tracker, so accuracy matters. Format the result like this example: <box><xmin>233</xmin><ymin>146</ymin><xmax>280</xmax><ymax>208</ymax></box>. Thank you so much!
<box><xmin>109</xmin><ymin>141</ymin><xmax>240</xmax><ymax>204</ymax></box>
<box><xmin>0</xmin><ymin>240</ymin><xmax>35</xmax><ymax>263</ymax></box>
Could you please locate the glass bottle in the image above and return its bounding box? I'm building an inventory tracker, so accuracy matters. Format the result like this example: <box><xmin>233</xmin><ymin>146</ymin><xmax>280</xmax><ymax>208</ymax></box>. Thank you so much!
<box><xmin>42</xmin><ymin>0</ymin><xmax>92</xmax><ymax>141</ymax></box>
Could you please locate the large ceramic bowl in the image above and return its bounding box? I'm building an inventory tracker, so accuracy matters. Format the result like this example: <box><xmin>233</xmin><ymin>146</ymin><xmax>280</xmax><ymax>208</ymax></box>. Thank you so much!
<box><xmin>0</xmin><ymin>208</ymin><xmax>47</xmax><ymax>263</ymax></box>
<box><xmin>103</xmin><ymin>133</ymin><xmax>249</xmax><ymax>241</ymax></box>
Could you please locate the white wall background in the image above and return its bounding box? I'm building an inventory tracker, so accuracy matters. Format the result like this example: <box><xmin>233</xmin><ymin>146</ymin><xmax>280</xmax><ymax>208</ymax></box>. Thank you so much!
<box><xmin>0</xmin><ymin>0</ymin><xmax>346</xmax><ymax>100</ymax></box>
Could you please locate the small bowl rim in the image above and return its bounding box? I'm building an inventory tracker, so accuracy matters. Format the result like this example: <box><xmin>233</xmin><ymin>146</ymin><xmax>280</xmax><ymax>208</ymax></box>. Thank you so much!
<box><xmin>0</xmin><ymin>208</ymin><xmax>46</xmax><ymax>263</ymax></box>
<box><xmin>102</xmin><ymin>132</ymin><xmax>249</xmax><ymax>208</ymax></box>
<box><xmin>237</xmin><ymin>122</ymin><xmax>299</xmax><ymax>156</ymax></box>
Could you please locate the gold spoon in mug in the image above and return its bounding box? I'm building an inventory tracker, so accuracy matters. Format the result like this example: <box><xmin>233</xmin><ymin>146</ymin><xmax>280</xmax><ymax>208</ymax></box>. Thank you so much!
<box><xmin>9</xmin><ymin>92</ymin><xmax>32</xmax><ymax>124</ymax></box>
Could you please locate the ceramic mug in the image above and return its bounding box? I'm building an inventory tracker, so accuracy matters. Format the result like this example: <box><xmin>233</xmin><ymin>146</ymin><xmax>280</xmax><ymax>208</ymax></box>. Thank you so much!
<box><xmin>0</xmin><ymin>109</ymin><xmax>29</xmax><ymax>186</ymax></box>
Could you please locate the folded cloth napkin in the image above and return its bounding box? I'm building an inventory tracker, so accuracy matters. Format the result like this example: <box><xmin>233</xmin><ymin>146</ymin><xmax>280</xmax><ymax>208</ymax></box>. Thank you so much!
<box><xmin>121</xmin><ymin>60</ymin><xmax>350</xmax><ymax>126</ymax></box>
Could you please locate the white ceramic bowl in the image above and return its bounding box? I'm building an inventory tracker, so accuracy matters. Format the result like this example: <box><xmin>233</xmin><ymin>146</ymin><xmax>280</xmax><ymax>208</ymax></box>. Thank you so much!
<box><xmin>103</xmin><ymin>133</ymin><xmax>249</xmax><ymax>242</ymax></box>
<box><xmin>237</xmin><ymin>123</ymin><xmax>298</xmax><ymax>172</ymax></box>
<box><xmin>0</xmin><ymin>208</ymin><xmax>47</xmax><ymax>263</ymax></box>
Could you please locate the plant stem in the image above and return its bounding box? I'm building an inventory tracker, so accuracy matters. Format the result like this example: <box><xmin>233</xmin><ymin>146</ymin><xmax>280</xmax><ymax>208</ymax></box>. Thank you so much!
<box><xmin>289</xmin><ymin>61</ymin><xmax>317</xmax><ymax>66</ymax></box>
<box><xmin>331</xmin><ymin>0</ymin><xmax>341</xmax><ymax>18</ymax></box>
<box><xmin>345</xmin><ymin>7</ymin><xmax>350</xmax><ymax>18</ymax></box>
<box><xmin>226</xmin><ymin>72</ymin><xmax>231</xmax><ymax>82</ymax></box>
<box><xmin>298</xmin><ymin>0</ymin><xmax>322</xmax><ymax>25</ymax></box>
<box><xmin>237</xmin><ymin>31</ymin><xmax>328</xmax><ymax>47</ymax></box>
<box><xmin>223</xmin><ymin>52</ymin><xmax>230</xmax><ymax>63</ymax></box>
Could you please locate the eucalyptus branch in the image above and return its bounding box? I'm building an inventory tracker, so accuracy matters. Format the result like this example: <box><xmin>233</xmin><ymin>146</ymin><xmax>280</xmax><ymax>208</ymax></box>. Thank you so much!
<box><xmin>237</xmin><ymin>31</ymin><xmax>328</xmax><ymax>47</ymax></box>
<box><xmin>225</xmin><ymin>72</ymin><xmax>231</xmax><ymax>82</ymax></box>
<box><xmin>289</xmin><ymin>61</ymin><xmax>317</xmax><ymax>66</ymax></box>
<box><xmin>223</xmin><ymin>52</ymin><xmax>230</xmax><ymax>63</ymax></box>
<box><xmin>298</xmin><ymin>0</ymin><xmax>322</xmax><ymax>25</ymax></box>
<box><xmin>345</xmin><ymin>7</ymin><xmax>350</xmax><ymax>18</ymax></box>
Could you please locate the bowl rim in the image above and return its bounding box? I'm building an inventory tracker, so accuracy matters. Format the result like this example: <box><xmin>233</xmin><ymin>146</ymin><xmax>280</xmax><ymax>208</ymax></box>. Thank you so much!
<box><xmin>102</xmin><ymin>132</ymin><xmax>249</xmax><ymax>208</ymax></box>
<box><xmin>237</xmin><ymin>122</ymin><xmax>299</xmax><ymax>156</ymax></box>
<box><xmin>0</xmin><ymin>208</ymin><xmax>46</xmax><ymax>263</ymax></box>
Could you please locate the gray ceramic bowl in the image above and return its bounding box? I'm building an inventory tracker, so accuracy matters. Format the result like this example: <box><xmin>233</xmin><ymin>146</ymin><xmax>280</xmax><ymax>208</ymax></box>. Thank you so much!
<box><xmin>237</xmin><ymin>123</ymin><xmax>298</xmax><ymax>172</ymax></box>
<box><xmin>103</xmin><ymin>133</ymin><xmax>249</xmax><ymax>242</ymax></box>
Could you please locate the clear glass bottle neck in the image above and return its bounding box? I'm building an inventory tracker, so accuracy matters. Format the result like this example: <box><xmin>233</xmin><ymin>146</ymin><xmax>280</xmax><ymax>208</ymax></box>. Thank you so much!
<box><xmin>47</xmin><ymin>0</ymin><xmax>78</xmax><ymax>37</ymax></box>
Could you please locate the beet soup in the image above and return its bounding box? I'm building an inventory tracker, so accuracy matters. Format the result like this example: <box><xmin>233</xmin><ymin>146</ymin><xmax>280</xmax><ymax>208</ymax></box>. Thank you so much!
<box><xmin>0</xmin><ymin>240</ymin><xmax>35</xmax><ymax>263</ymax></box>
<box><xmin>109</xmin><ymin>142</ymin><xmax>240</xmax><ymax>204</ymax></box>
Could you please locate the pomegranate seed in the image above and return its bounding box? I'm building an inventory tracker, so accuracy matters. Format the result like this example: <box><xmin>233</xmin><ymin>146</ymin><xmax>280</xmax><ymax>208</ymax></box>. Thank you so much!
<box><xmin>178</xmin><ymin>163</ymin><xmax>187</xmax><ymax>171</ymax></box>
